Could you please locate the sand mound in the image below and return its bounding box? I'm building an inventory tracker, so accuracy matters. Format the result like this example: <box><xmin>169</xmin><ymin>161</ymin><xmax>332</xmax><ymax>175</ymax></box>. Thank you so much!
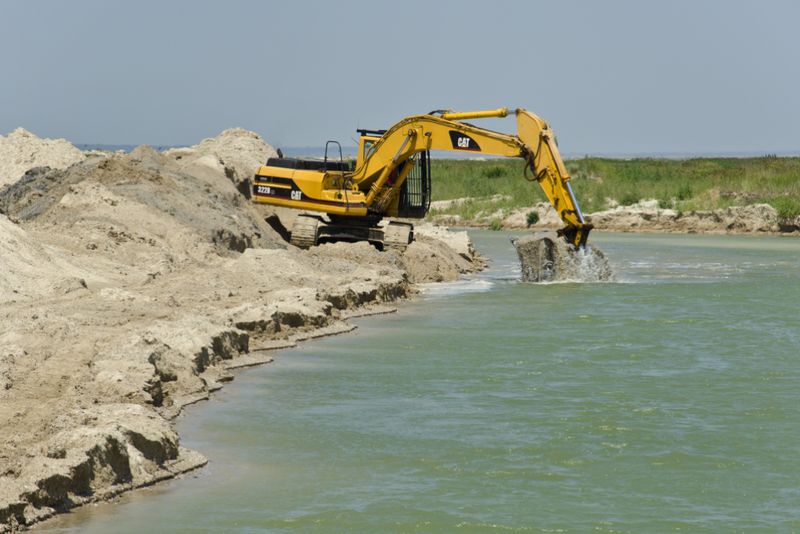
<box><xmin>512</xmin><ymin>232</ymin><xmax>614</xmax><ymax>283</ymax></box>
<box><xmin>413</xmin><ymin>223</ymin><xmax>477</xmax><ymax>260</ymax></box>
<box><xmin>0</xmin><ymin>128</ymin><xmax>85</xmax><ymax>188</ymax></box>
<box><xmin>0</xmin><ymin>145</ymin><xmax>285</xmax><ymax>266</ymax></box>
<box><xmin>398</xmin><ymin>236</ymin><xmax>476</xmax><ymax>283</ymax></box>
<box><xmin>164</xmin><ymin>128</ymin><xmax>278</xmax><ymax>197</ymax></box>
<box><xmin>0</xmin><ymin>214</ymin><xmax>100</xmax><ymax>302</ymax></box>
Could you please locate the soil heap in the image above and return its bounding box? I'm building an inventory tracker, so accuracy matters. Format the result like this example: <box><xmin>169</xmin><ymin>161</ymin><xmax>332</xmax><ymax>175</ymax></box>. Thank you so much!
<box><xmin>163</xmin><ymin>128</ymin><xmax>278</xmax><ymax>198</ymax></box>
<box><xmin>0</xmin><ymin>128</ymin><xmax>85</xmax><ymax>188</ymax></box>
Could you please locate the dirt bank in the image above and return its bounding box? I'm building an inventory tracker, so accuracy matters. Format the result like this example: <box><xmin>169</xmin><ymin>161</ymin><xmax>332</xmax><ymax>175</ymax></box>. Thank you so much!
<box><xmin>0</xmin><ymin>130</ymin><xmax>482</xmax><ymax>531</ymax></box>
<box><xmin>431</xmin><ymin>199</ymin><xmax>799</xmax><ymax>236</ymax></box>
<box><xmin>585</xmin><ymin>200</ymin><xmax>790</xmax><ymax>234</ymax></box>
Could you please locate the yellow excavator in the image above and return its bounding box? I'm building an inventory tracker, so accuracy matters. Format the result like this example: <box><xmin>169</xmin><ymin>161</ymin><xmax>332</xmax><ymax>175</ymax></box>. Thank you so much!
<box><xmin>251</xmin><ymin>107</ymin><xmax>592</xmax><ymax>249</ymax></box>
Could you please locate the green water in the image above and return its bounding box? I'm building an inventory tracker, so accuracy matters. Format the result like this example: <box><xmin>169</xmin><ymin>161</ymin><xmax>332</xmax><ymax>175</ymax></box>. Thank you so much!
<box><xmin>43</xmin><ymin>232</ymin><xmax>800</xmax><ymax>533</ymax></box>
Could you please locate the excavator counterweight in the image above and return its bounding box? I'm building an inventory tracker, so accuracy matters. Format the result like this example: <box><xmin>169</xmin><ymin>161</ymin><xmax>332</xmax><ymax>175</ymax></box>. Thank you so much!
<box><xmin>252</xmin><ymin>108</ymin><xmax>591</xmax><ymax>249</ymax></box>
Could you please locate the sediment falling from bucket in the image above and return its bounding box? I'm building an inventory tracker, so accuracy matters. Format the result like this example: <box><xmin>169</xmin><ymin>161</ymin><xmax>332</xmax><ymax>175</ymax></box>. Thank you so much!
<box><xmin>512</xmin><ymin>232</ymin><xmax>614</xmax><ymax>283</ymax></box>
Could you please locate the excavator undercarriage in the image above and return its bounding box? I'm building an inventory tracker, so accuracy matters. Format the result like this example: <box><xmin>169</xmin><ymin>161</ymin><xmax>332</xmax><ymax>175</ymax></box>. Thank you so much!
<box><xmin>289</xmin><ymin>214</ymin><xmax>414</xmax><ymax>251</ymax></box>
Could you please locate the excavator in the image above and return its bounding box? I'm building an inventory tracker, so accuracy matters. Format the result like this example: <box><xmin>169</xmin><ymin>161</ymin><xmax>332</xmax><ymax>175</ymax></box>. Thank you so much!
<box><xmin>251</xmin><ymin>107</ymin><xmax>592</xmax><ymax>249</ymax></box>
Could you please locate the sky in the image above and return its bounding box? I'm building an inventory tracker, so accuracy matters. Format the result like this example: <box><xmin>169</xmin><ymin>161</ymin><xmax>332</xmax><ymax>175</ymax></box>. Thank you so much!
<box><xmin>1</xmin><ymin>0</ymin><xmax>798</xmax><ymax>155</ymax></box>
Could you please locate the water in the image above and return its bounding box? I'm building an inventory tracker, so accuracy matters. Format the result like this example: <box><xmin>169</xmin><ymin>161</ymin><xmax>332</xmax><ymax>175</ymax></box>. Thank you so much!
<box><xmin>42</xmin><ymin>232</ymin><xmax>800</xmax><ymax>533</ymax></box>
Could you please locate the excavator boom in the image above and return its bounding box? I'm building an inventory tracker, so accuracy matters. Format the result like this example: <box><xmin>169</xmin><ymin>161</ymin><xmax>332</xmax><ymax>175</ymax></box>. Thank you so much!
<box><xmin>252</xmin><ymin>107</ymin><xmax>592</xmax><ymax>248</ymax></box>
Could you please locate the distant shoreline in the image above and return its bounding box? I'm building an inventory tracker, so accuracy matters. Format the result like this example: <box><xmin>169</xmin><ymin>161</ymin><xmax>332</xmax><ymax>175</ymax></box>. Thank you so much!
<box><xmin>425</xmin><ymin>156</ymin><xmax>800</xmax><ymax>234</ymax></box>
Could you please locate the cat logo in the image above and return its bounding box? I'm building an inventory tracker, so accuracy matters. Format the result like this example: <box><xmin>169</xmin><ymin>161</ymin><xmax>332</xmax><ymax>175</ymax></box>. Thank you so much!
<box><xmin>448</xmin><ymin>130</ymin><xmax>481</xmax><ymax>151</ymax></box>
<box><xmin>291</xmin><ymin>190</ymin><xmax>302</xmax><ymax>201</ymax></box>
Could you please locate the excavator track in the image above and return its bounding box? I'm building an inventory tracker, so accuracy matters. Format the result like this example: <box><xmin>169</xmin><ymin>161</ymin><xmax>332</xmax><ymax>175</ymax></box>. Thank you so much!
<box><xmin>289</xmin><ymin>214</ymin><xmax>320</xmax><ymax>249</ymax></box>
<box><xmin>291</xmin><ymin>216</ymin><xmax>412</xmax><ymax>251</ymax></box>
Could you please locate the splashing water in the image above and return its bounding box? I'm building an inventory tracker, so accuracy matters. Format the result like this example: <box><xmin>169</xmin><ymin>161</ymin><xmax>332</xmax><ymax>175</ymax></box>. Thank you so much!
<box><xmin>512</xmin><ymin>232</ymin><xmax>614</xmax><ymax>282</ymax></box>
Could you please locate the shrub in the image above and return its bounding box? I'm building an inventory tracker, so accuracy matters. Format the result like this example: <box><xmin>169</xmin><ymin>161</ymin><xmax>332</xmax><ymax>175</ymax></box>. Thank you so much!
<box><xmin>770</xmin><ymin>196</ymin><xmax>800</xmax><ymax>219</ymax></box>
<box><xmin>482</xmin><ymin>166</ymin><xmax>507</xmax><ymax>179</ymax></box>
<box><xmin>676</xmin><ymin>183</ymin><xmax>693</xmax><ymax>200</ymax></box>
<box><xmin>619</xmin><ymin>192</ymin><xmax>640</xmax><ymax>206</ymax></box>
<box><xmin>489</xmin><ymin>219</ymin><xmax>504</xmax><ymax>231</ymax></box>
<box><xmin>526</xmin><ymin>211</ymin><xmax>540</xmax><ymax>226</ymax></box>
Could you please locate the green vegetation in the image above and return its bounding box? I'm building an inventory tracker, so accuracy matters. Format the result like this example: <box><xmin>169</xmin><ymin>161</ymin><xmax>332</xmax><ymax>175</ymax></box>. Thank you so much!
<box><xmin>769</xmin><ymin>196</ymin><xmax>800</xmax><ymax>219</ymax></box>
<box><xmin>428</xmin><ymin>157</ymin><xmax>800</xmax><ymax>221</ymax></box>
<box><xmin>526</xmin><ymin>211</ymin><xmax>539</xmax><ymax>226</ymax></box>
<box><xmin>482</xmin><ymin>166</ymin><xmax>508</xmax><ymax>179</ymax></box>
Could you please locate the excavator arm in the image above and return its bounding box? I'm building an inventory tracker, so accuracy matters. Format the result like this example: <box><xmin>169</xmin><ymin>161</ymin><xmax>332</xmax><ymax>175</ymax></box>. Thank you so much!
<box><xmin>349</xmin><ymin>108</ymin><xmax>592</xmax><ymax>247</ymax></box>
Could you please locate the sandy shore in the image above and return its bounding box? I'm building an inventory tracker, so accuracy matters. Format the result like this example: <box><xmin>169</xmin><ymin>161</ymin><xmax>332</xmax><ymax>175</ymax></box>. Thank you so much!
<box><xmin>0</xmin><ymin>130</ymin><xmax>483</xmax><ymax>531</ymax></box>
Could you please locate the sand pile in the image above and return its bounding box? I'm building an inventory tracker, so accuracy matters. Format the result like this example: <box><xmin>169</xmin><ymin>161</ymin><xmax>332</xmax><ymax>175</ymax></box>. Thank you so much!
<box><xmin>1</xmin><ymin>144</ymin><xmax>284</xmax><ymax>262</ymax></box>
<box><xmin>512</xmin><ymin>232</ymin><xmax>614</xmax><ymax>283</ymax></box>
<box><xmin>400</xmin><ymin>223</ymin><xmax>485</xmax><ymax>283</ymax></box>
<box><xmin>0</xmin><ymin>128</ymin><xmax>85</xmax><ymax>188</ymax></box>
<box><xmin>0</xmin><ymin>214</ymin><xmax>103</xmax><ymax>302</ymax></box>
<box><xmin>0</xmin><ymin>127</ymin><xmax>483</xmax><ymax>531</ymax></box>
<box><xmin>414</xmin><ymin>223</ymin><xmax>477</xmax><ymax>260</ymax></box>
<box><xmin>164</xmin><ymin>128</ymin><xmax>278</xmax><ymax>197</ymax></box>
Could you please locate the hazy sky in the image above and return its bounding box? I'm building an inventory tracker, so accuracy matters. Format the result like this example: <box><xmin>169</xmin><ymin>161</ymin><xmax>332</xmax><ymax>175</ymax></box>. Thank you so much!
<box><xmin>2</xmin><ymin>0</ymin><xmax>798</xmax><ymax>154</ymax></box>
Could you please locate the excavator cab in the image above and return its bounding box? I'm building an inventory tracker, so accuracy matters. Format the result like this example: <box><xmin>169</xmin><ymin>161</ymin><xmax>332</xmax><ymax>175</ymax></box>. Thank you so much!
<box><xmin>356</xmin><ymin>131</ymin><xmax>381</xmax><ymax>168</ymax></box>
